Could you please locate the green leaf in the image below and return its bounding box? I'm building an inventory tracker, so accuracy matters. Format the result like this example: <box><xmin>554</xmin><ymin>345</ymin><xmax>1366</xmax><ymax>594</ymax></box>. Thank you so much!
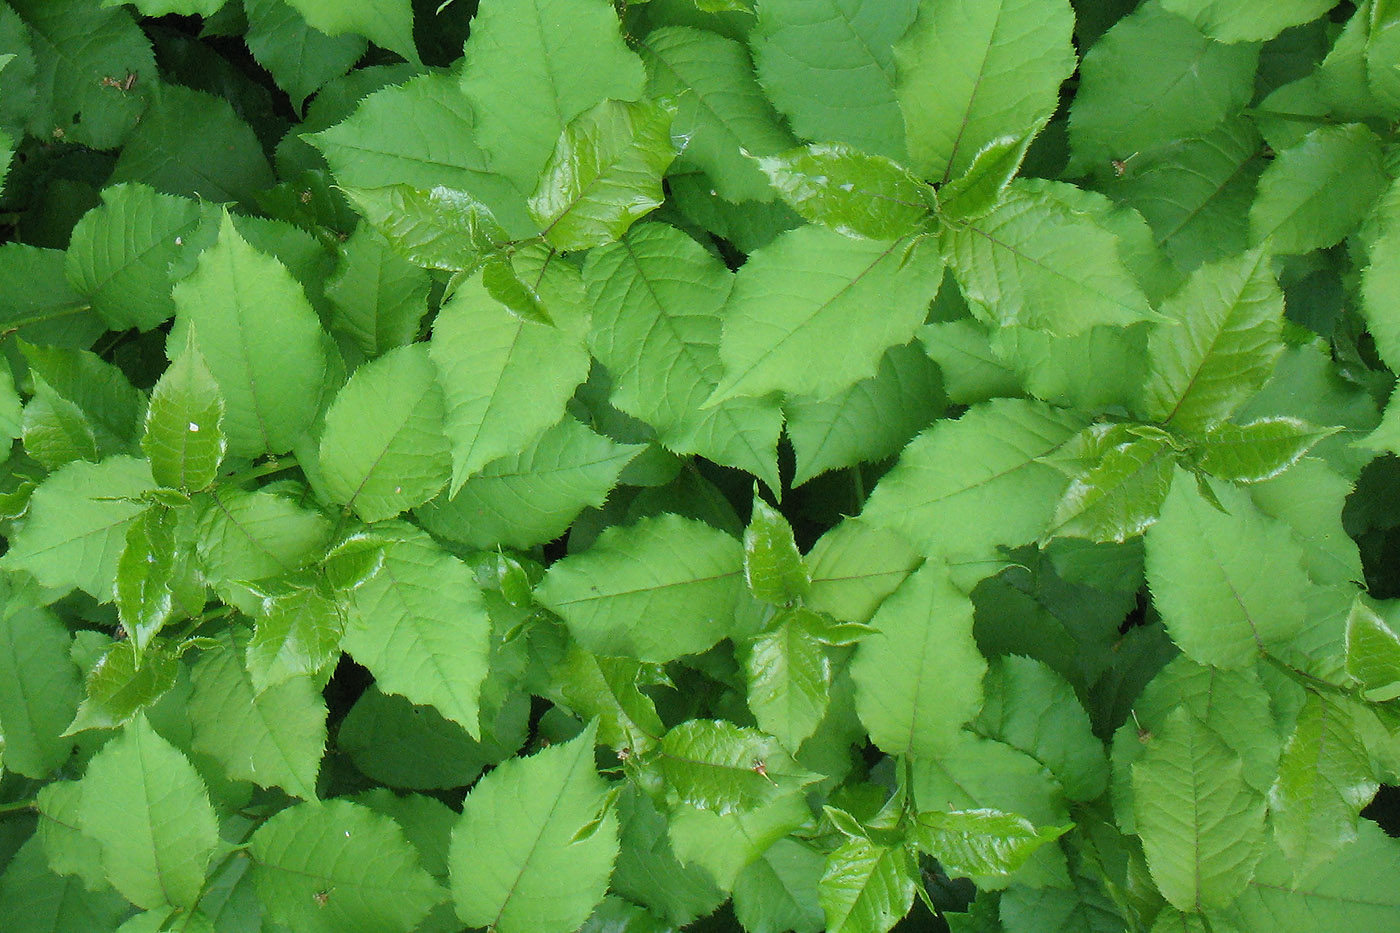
<box><xmin>584</xmin><ymin>223</ymin><xmax>782</xmax><ymax>490</ymax></box>
<box><xmin>1358</xmin><ymin>222</ymin><xmax>1400</xmax><ymax>376</ymax></box>
<box><xmin>657</xmin><ymin>718</ymin><xmax>816</xmax><ymax>813</ymax></box>
<box><xmin>460</xmin><ymin>0</ymin><xmax>645</xmax><ymax>200</ymax></box>
<box><xmin>537</xmin><ymin>513</ymin><xmax>745</xmax><ymax>663</ymax></box>
<box><xmin>1146</xmin><ymin>472</ymin><xmax>1309</xmax><ymax>669</ymax></box>
<box><xmin>805</xmin><ymin>518</ymin><xmax>921</xmax><ymax>623</ymax></box>
<box><xmin>975</xmin><ymin>656</ymin><xmax>1108</xmax><ymax>802</ymax></box>
<box><xmin>342</xmin><ymin>525</ymin><xmax>492</xmax><ymax>736</ymax></box>
<box><xmin>1249</xmin><ymin>124</ymin><xmax>1387</xmax><ymax>255</ymax></box>
<box><xmin>850</xmin><ymin>560</ymin><xmax>984</xmax><ymax>757</ymax></box>
<box><xmin>282</xmin><ymin>0</ymin><xmax>417</xmax><ymax>64</ymax></box>
<box><xmin>481</xmin><ymin>254</ymin><xmax>553</xmax><ymax>325</ymax></box>
<box><xmin>64</xmin><ymin>183</ymin><xmax>208</xmax><ymax>332</ymax></box>
<box><xmin>666</xmin><ymin>790</ymin><xmax>810</xmax><ymax>892</ymax></box>
<box><xmin>0</xmin><ymin>837</ymin><xmax>130</xmax><ymax>933</ymax></box>
<box><xmin>172</xmin><ymin>211</ymin><xmax>326</xmax><ymax>458</ymax></box>
<box><xmin>742</xmin><ymin>608</ymin><xmax>833</xmax><ymax>752</ymax></box>
<box><xmin>819</xmin><ymin>836</ymin><xmax>916</xmax><ymax>933</ymax></box>
<box><xmin>1269</xmin><ymin>691</ymin><xmax>1377</xmax><ymax>879</ymax></box>
<box><xmin>640</xmin><ymin>26</ymin><xmax>795</xmax><ymax>202</ymax></box>
<box><xmin>1346</xmin><ymin>600</ymin><xmax>1400</xmax><ymax>702</ymax></box>
<box><xmin>187</xmin><ymin>629</ymin><xmax>325</xmax><ymax>799</ymax></box>
<box><xmin>1194</xmin><ymin>417</ymin><xmax>1339</xmax><ymax>484</ymax></box>
<box><xmin>941</xmin><ymin>180</ymin><xmax>1157</xmax><ymax>335</ymax></box>
<box><xmin>36</xmin><ymin>779</ymin><xmax>109</xmax><ymax>892</ymax></box>
<box><xmin>1140</xmin><ymin>248</ymin><xmax>1285</xmax><ymax>434</ymax></box>
<box><xmin>449</xmin><ymin>723</ymin><xmax>617</xmax><ymax>933</ymax></box>
<box><xmin>142</xmin><ymin>334</ymin><xmax>225</xmax><ymax>493</ymax></box>
<box><xmin>1248</xmin><ymin>456</ymin><xmax>1362</xmax><ymax>589</ymax></box>
<box><xmin>325</xmin><ymin>225</ymin><xmax>431</xmax><ymax>358</ymax></box>
<box><xmin>110</xmin><ymin>83</ymin><xmax>275</xmax><ymax>208</ymax></box>
<box><xmin>1068</xmin><ymin>2</ymin><xmax>1259</xmax><ymax>173</ymax></box>
<box><xmin>1043</xmin><ymin>425</ymin><xmax>1177</xmax><ymax>544</ymax></box>
<box><xmin>1159</xmin><ymin>0</ymin><xmax>1333</xmax><ymax>42</ymax></box>
<box><xmin>194</xmin><ymin>487</ymin><xmax>332</xmax><ymax>599</ymax></box>
<box><xmin>0</xmin><ymin>244</ymin><xmax>103</xmax><ymax>348</ymax></box>
<box><xmin>1225</xmin><ymin>821</ymin><xmax>1400</xmax><ymax>929</ymax></box>
<box><xmin>1102</xmin><ymin>117</ymin><xmax>1265</xmax><ymax>272</ymax></box>
<box><xmin>247</xmin><ymin>581</ymin><xmax>344</xmax><ymax>692</ymax></box>
<box><xmin>732</xmin><ymin>837</ymin><xmax>826</xmax><ymax>933</ymax></box>
<box><xmin>251</xmin><ymin>798</ymin><xmax>445</xmax><ymax>932</ymax></box>
<box><xmin>529</xmin><ymin>98</ymin><xmax>678</xmax><ymax>251</ymax></box>
<box><xmin>66</xmin><ymin>638</ymin><xmax>178</xmax><ymax>734</ymax></box>
<box><xmin>417</xmin><ymin>416</ymin><xmax>642</xmax><ymax>550</ymax></box>
<box><xmin>908</xmin><ymin>11</ymin><xmax>1064</xmax><ymax>176</ymax></box>
<box><xmin>11</xmin><ymin>0</ymin><xmax>154</xmax><ymax>149</ymax></box>
<box><xmin>784</xmin><ymin>340</ymin><xmax>943</xmax><ymax>488</ymax></box>
<box><xmin>710</xmin><ymin>226</ymin><xmax>943</xmax><ymax>403</ymax></box>
<box><xmin>0</xmin><ymin>579</ymin><xmax>82</xmax><ymax>777</ymax></box>
<box><xmin>753</xmin><ymin>143</ymin><xmax>932</xmax><ymax>240</ymax></box>
<box><xmin>430</xmin><ymin>272</ymin><xmax>591</xmax><ymax>492</ymax></box>
<box><xmin>79</xmin><ymin>715</ymin><xmax>219</xmax><ymax>910</ymax></box>
<box><xmin>859</xmin><ymin>398</ymin><xmax>1088</xmax><ymax>562</ymax></box>
<box><xmin>552</xmin><ymin>647</ymin><xmax>667</xmax><ymax>753</ymax></box>
<box><xmin>4</xmin><ymin>456</ymin><xmax>154</xmax><ymax>601</ymax></box>
<box><xmin>937</xmin><ymin>133</ymin><xmax>1039</xmax><ymax>223</ymax></box>
<box><xmin>744</xmin><ymin>495</ymin><xmax>809</xmax><ymax>605</ymax></box>
<box><xmin>342</xmin><ymin>183</ymin><xmax>508</xmax><ymax>274</ymax></box>
<box><xmin>1132</xmin><ymin>707</ymin><xmax>1267</xmax><ymax>912</ymax></box>
<box><xmin>915</xmin><ymin>809</ymin><xmax>1070</xmax><ymax>879</ymax></box>
<box><xmin>21</xmin><ymin>341</ymin><xmax>146</xmax><ymax>464</ymax></box>
<box><xmin>318</xmin><ymin>343</ymin><xmax>451</xmax><ymax>522</ymax></box>
<box><xmin>244</xmin><ymin>0</ymin><xmax>365</xmax><ymax>111</ymax></box>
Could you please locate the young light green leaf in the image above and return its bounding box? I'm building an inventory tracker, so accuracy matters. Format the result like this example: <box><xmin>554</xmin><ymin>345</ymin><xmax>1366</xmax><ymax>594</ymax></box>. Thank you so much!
<box><xmin>895</xmin><ymin>0</ymin><xmax>1074</xmax><ymax>184</ymax></box>
<box><xmin>64</xmin><ymin>183</ymin><xmax>208</xmax><ymax>332</ymax></box>
<box><xmin>752</xmin><ymin>143</ymin><xmax>932</xmax><ymax>240</ymax></box>
<box><xmin>744</xmin><ymin>495</ymin><xmax>809</xmax><ymax>605</ymax></box>
<box><xmin>188</xmin><ymin>629</ymin><xmax>325</xmax><ymax>800</ymax></box>
<box><xmin>850</xmin><ymin>561</ymin><xmax>984</xmax><ymax>758</ymax></box>
<box><xmin>342</xmin><ymin>183</ymin><xmax>508</xmax><ymax>274</ymax></box>
<box><xmin>1269</xmin><ymin>691</ymin><xmax>1377</xmax><ymax>879</ymax></box>
<box><xmin>1043</xmin><ymin>425</ymin><xmax>1177</xmax><ymax>544</ymax></box>
<box><xmin>0</xmin><ymin>579</ymin><xmax>82</xmax><ymax>778</ymax></box>
<box><xmin>342</xmin><ymin>526</ymin><xmax>492</xmax><ymax>736</ymax></box>
<box><xmin>552</xmin><ymin>647</ymin><xmax>667</xmax><ymax>753</ymax></box>
<box><xmin>460</xmin><ymin>0</ymin><xmax>644</xmax><ymax>200</ymax></box>
<box><xmin>537</xmin><ymin>513</ymin><xmax>744</xmax><ymax>662</ymax></box>
<box><xmin>1140</xmin><ymin>248</ymin><xmax>1285</xmax><ymax>434</ymax></box>
<box><xmin>114</xmin><ymin>506</ymin><xmax>177</xmax><ymax>655</ymax></box>
<box><xmin>1194</xmin><ymin>418</ymin><xmax>1340</xmax><ymax>484</ymax></box>
<box><xmin>282</xmin><ymin>0</ymin><xmax>417</xmax><ymax>64</ymax></box>
<box><xmin>804</xmin><ymin>518</ymin><xmax>921</xmax><ymax>623</ymax></box>
<box><xmin>742</xmin><ymin>608</ymin><xmax>833</xmax><ymax>752</ymax></box>
<box><xmin>732</xmin><ymin>837</ymin><xmax>826</xmax><ymax>933</ymax></box>
<box><xmin>529</xmin><ymin>98</ymin><xmax>677</xmax><ymax>251</ymax></box>
<box><xmin>251</xmin><ymin>798</ymin><xmax>445</xmax><ymax>932</ymax></box>
<box><xmin>1359</xmin><ymin>222</ymin><xmax>1400</xmax><ymax>375</ymax></box>
<box><xmin>418</xmin><ymin>416</ymin><xmax>641</xmax><ymax>550</ymax></box>
<box><xmin>584</xmin><ymin>223</ymin><xmax>782</xmax><ymax>491</ymax></box>
<box><xmin>319</xmin><ymin>343</ymin><xmax>451</xmax><ymax>522</ymax></box>
<box><xmin>936</xmin><ymin>132</ymin><xmax>1038</xmax><ymax>222</ymax></box>
<box><xmin>1068</xmin><ymin>3</ymin><xmax>1259</xmax><ymax>174</ymax></box>
<box><xmin>1159</xmin><ymin>0</ymin><xmax>1333</xmax><ymax>42</ymax></box>
<box><xmin>21</xmin><ymin>341</ymin><xmax>146</xmax><ymax>462</ymax></box>
<box><xmin>142</xmin><ymin>335</ymin><xmax>225</xmax><ymax>493</ymax></box>
<box><xmin>430</xmin><ymin>271</ymin><xmax>591</xmax><ymax>491</ymax></box>
<box><xmin>819</xmin><ymin>836</ymin><xmax>916</xmax><ymax>933</ymax></box>
<box><xmin>247</xmin><ymin>582</ymin><xmax>344</xmax><ymax>693</ymax></box>
<box><xmin>666</xmin><ymin>791</ymin><xmax>811</xmax><ymax>892</ymax></box>
<box><xmin>1132</xmin><ymin>707</ymin><xmax>1268</xmax><ymax>912</ymax></box>
<box><xmin>4</xmin><ymin>456</ymin><xmax>154</xmax><ymax>601</ymax></box>
<box><xmin>1249</xmin><ymin>124</ymin><xmax>1387</xmax><ymax>255</ymax></box>
<box><xmin>641</xmin><ymin>26</ymin><xmax>795</xmax><ymax>202</ymax></box>
<box><xmin>194</xmin><ymin>487</ymin><xmax>331</xmax><ymax>598</ymax></box>
<box><xmin>79</xmin><ymin>715</ymin><xmax>219</xmax><ymax>910</ymax></box>
<box><xmin>785</xmin><ymin>341</ymin><xmax>943</xmax><ymax>488</ymax></box>
<box><xmin>171</xmin><ymin>211</ymin><xmax>326</xmax><ymax>458</ymax></box>
<box><xmin>325</xmin><ymin>224</ymin><xmax>431</xmax><ymax>358</ymax></box>
<box><xmin>35</xmin><ymin>779</ymin><xmax>108</xmax><ymax>892</ymax></box>
<box><xmin>66</xmin><ymin>638</ymin><xmax>178</xmax><ymax>735</ymax></box>
<box><xmin>710</xmin><ymin>226</ymin><xmax>943</xmax><ymax>403</ymax></box>
<box><xmin>1345</xmin><ymin>600</ymin><xmax>1400</xmax><ymax>701</ymax></box>
<box><xmin>859</xmin><ymin>398</ymin><xmax>1089</xmax><ymax>562</ymax></box>
<box><xmin>1145</xmin><ymin>472</ymin><xmax>1309</xmax><ymax>669</ymax></box>
<box><xmin>449</xmin><ymin>723</ymin><xmax>617</xmax><ymax>933</ymax></box>
<box><xmin>915</xmin><ymin>809</ymin><xmax>1070</xmax><ymax>879</ymax></box>
<box><xmin>657</xmin><ymin>719</ymin><xmax>817</xmax><ymax>813</ymax></box>
<box><xmin>751</xmin><ymin>0</ymin><xmax>917</xmax><ymax>160</ymax></box>
<box><xmin>941</xmin><ymin>180</ymin><xmax>1156</xmax><ymax>335</ymax></box>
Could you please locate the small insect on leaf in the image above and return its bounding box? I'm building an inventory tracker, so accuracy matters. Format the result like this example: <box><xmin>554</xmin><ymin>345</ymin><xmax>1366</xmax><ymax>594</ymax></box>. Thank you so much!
<box><xmin>314</xmin><ymin>890</ymin><xmax>330</xmax><ymax>907</ymax></box>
